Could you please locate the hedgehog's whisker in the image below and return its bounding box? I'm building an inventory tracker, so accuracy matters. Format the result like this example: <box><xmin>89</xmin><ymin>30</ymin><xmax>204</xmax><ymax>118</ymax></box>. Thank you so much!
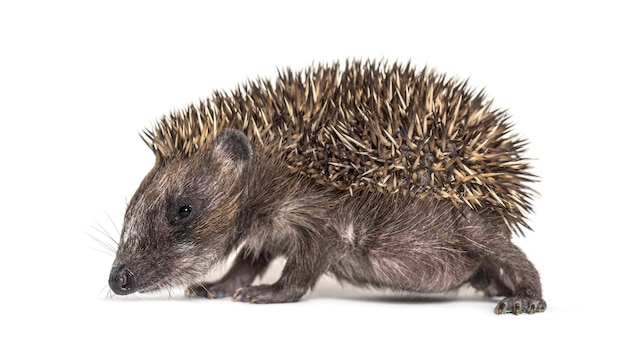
<box><xmin>104</xmin><ymin>210</ymin><xmax>121</xmax><ymax>240</ymax></box>
<box><xmin>87</xmin><ymin>212</ymin><xmax>121</xmax><ymax>255</ymax></box>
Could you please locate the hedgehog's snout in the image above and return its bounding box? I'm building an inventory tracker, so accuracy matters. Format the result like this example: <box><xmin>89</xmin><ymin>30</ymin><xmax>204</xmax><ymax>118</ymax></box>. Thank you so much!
<box><xmin>109</xmin><ymin>265</ymin><xmax>138</xmax><ymax>295</ymax></box>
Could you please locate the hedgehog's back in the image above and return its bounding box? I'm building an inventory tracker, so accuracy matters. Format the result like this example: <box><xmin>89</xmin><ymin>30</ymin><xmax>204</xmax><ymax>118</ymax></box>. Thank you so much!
<box><xmin>147</xmin><ymin>60</ymin><xmax>536</xmax><ymax>234</ymax></box>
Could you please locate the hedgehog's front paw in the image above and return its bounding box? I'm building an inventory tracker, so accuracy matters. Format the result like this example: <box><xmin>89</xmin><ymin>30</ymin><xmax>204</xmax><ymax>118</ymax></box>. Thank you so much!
<box><xmin>495</xmin><ymin>296</ymin><xmax>546</xmax><ymax>315</ymax></box>
<box><xmin>185</xmin><ymin>281</ymin><xmax>240</xmax><ymax>299</ymax></box>
<box><xmin>233</xmin><ymin>284</ymin><xmax>306</xmax><ymax>304</ymax></box>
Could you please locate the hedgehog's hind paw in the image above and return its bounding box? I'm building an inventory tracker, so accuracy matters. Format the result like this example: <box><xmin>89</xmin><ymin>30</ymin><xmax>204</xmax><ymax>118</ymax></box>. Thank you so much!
<box><xmin>495</xmin><ymin>296</ymin><xmax>546</xmax><ymax>315</ymax></box>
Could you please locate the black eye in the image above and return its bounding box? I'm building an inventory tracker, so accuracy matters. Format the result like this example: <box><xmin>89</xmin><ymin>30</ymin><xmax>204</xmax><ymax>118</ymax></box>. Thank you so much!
<box><xmin>175</xmin><ymin>205</ymin><xmax>193</xmax><ymax>221</ymax></box>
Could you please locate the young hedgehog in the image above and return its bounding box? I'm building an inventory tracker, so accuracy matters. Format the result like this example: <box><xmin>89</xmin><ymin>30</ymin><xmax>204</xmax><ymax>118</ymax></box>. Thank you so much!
<box><xmin>108</xmin><ymin>60</ymin><xmax>546</xmax><ymax>315</ymax></box>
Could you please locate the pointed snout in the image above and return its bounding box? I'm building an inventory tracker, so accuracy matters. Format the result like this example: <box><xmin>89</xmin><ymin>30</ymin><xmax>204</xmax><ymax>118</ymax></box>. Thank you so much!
<box><xmin>109</xmin><ymin>265</ymin><xmax>138</xmax><ymax>295</ymax></box>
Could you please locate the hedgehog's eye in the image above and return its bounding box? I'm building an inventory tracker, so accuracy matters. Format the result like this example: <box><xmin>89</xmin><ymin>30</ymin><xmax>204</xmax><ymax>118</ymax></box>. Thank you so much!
<box><xmin>175</xmin><ymin>205</ymin><xmax>193</xmax><ymax>221</ymax></box>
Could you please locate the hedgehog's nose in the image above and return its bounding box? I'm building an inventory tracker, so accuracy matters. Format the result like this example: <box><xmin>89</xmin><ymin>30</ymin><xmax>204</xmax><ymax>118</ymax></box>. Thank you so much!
<box><xmin>109</xmin><ymin>265</ymin><xmax>138</xmax><ymax>295</ymax></box>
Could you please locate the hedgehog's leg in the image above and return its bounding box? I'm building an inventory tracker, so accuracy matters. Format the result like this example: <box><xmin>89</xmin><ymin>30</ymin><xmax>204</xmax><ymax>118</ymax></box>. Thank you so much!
<box><xmin>232</xmin><ymin>254</ymin><xmax>330</xmax><ymax>303</ymax></box>
<box><xmin>233</xmin><ymin>234</ymin><xmax>337</xmax><ymax>304</ymax></box>
<box><xmin>185</xmin><ymin>250</ymin><xmax>272</xmax><ymax>299</ymax></box>
<box><xmin>470</xmin><ymin>240</ymin><xmax>546</xmax><ymax>315</ymax></box>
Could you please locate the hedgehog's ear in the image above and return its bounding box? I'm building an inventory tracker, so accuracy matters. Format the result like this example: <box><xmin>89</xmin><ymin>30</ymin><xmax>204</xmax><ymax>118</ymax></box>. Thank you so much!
<box><xmin>214</xmin><ymin>129</ymin><xmax>253</xmax><ymax>173</ymax></box>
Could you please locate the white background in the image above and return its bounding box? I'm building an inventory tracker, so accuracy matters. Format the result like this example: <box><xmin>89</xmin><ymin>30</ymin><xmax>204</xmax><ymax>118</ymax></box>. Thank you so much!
<box><xmin>1</xmin><ymin>0</ymin><xmax>623</xmax><ymax>343</ymax></box>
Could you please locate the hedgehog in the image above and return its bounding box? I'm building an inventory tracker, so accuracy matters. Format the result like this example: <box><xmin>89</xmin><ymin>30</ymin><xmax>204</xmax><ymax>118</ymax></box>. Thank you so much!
<box><xmin>108</xmin><ymin>60</ymin><xmax>546</xmax><ymax>315</ymax></box>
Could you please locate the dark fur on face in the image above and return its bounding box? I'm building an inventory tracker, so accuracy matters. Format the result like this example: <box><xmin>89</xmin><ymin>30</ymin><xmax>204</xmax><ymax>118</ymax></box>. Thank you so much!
<box><xmin>110</xmin><ymin>130</ymin><xmax>252</xmax><ymax>294</ymax></box>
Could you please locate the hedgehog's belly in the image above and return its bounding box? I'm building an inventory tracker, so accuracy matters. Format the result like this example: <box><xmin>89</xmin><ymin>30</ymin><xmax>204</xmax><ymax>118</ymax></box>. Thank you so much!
<box><xmin>331</xmin><ymin>238</ymin><xmax>479</xmax><ymax>293</ymax></box>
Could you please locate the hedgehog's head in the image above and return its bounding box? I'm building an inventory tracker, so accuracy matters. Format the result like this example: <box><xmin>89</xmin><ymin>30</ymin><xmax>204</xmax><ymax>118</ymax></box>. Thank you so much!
<box><xmin>109</xmin><ymin>129</ymin><xmax>252</xmax><ymax>295</ymax></box>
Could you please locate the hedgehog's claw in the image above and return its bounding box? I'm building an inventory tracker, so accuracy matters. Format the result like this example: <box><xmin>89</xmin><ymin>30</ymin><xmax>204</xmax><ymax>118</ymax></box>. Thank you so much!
<box><xmin>495</xmin><ymin>296</ymin><xmax>546</xmax><ymax>315</ymax></box>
